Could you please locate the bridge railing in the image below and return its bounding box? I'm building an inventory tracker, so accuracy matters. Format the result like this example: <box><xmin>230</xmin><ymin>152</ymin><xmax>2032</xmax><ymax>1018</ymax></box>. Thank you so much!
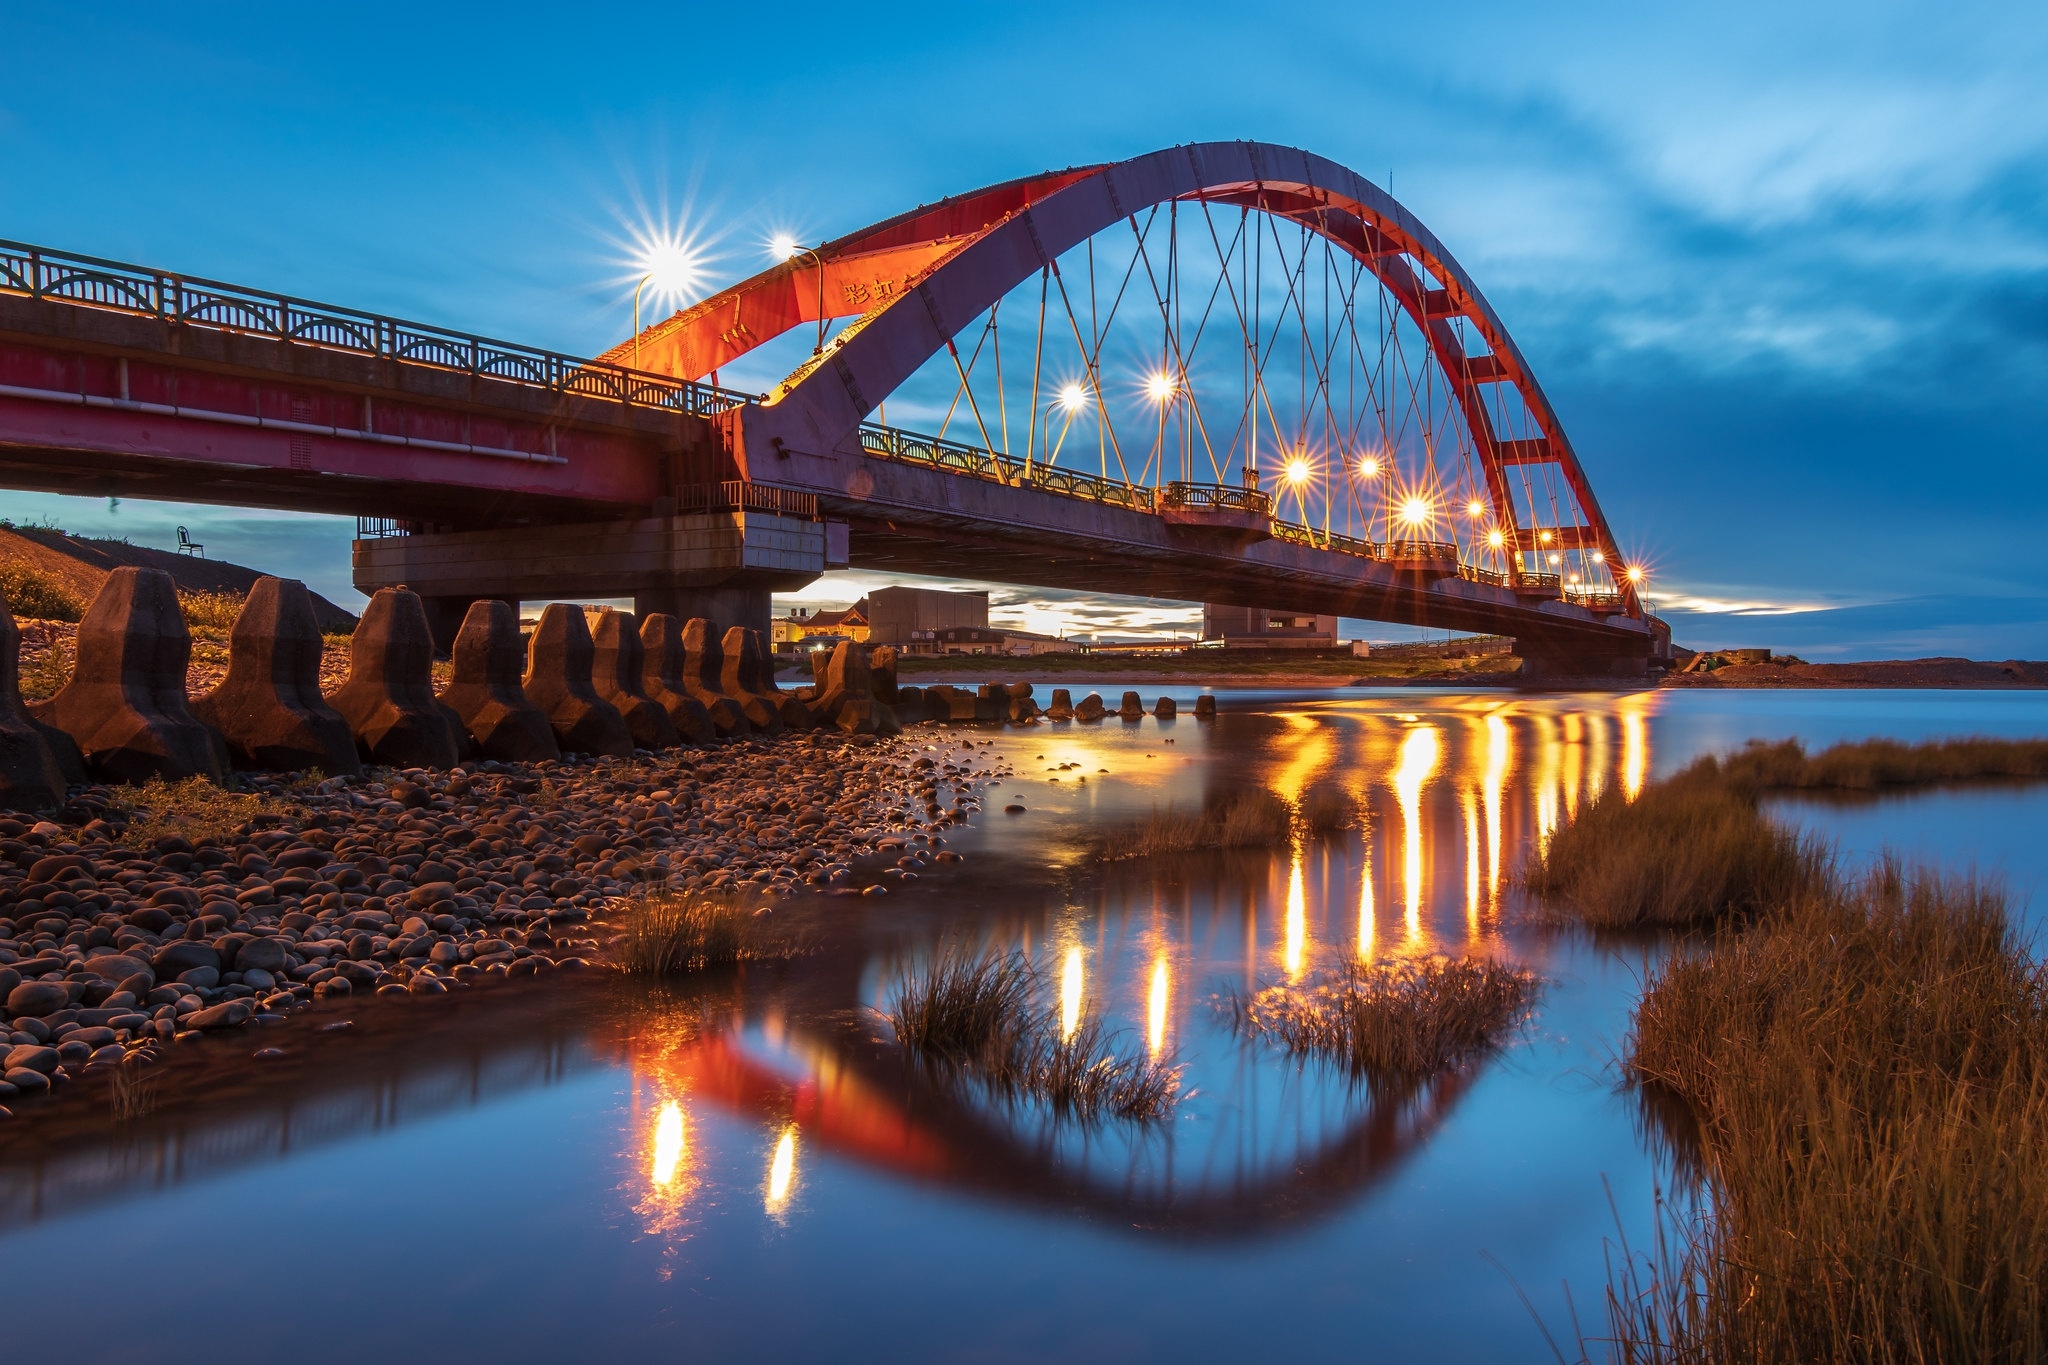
<box><xmin>856</xmin><ymin>424</ymin><xmax>1158</xmax><ymax>512</ymax></box>
<box><xmin>0</xmin><ymin>239</ymin><xmax>760</xmax><ymax>419</ymax></box>
<box><xmin>677</xmin><ymin>481</ymin><xmax>819</xmax><ymax>519</ymax></box>
<box><xmin>1160</xmin><ymin>481</ymin><xmax>1273</xmax><ymax>516</ymax></box>
<box><xmin>1269</xmin><ymin>520</ymin><xmax>1381</xmax><ymax>558</ymax></box>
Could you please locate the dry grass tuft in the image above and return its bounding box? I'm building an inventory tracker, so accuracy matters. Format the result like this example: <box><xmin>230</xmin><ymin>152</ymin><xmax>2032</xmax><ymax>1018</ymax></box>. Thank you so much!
<box><xmin>1714</xmin><ymin>735</ymin><xmax>2048</xmax><ymax>793</ymax></box>
<box><xmin>1102</xmin><ymin>787</ymin><xmax>1293</xmax><ymax>860</ymax></box>
<box><xmin>176</xmin><ymin>588</ymin><xmax>245</xmax><ymax>635</ymax></box>
<box><xmin>114</xmin><ymin>776</ymin><xmax>282</xmax><ymax>847</ymax></box>
<box><xmin>606</xmin><ymin>891</ymin><xmax>787</xmax><ymax>975</ymax></box>
<box><xmin>890</xmin><ymin>944</ymin><xmax>1179</xmax><ymax>1122</ymax></box>
<box><xmin>0</xmin><ymin>562</ymin><xmax>83</xmax><ymax>623</ymax></box>
<box><xmin>1598</xmin><ymin>864</ymin><xmax>2048</xmax><ymax>1363</ymax></box>
<box><xmin>1298</xmin><ymin>782</ymin><xmax>1360</xmax><ymax>832</ymax></box>
<box><xmin>1226</xmin><ymin>957</ymin><xmax>1538</xmax><ymax>1082</ymax></box>
<box><xmin>1524</xmin><ymin>770</ymin><xmax>1831</xmax><ymax>931</ymax></box>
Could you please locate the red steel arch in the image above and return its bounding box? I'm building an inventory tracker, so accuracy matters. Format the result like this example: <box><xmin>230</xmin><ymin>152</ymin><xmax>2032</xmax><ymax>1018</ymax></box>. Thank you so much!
<box><xmin>612</xmin><ymin>142</ymin><xmax>1639</xmax><ymax>617</ymax></box>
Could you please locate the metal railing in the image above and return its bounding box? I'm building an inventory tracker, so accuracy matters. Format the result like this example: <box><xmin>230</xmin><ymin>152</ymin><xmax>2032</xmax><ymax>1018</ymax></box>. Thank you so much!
<box><xmin>1383</xmin><ymin>538</ymin><xmax>1461</xmax><ymax>565</ymax></box>
<box><xmin>857</xmin><ymin>423</ymin><xmax>1157</xmax><ymax>512</ymax></box>
<box><xmin>1514</xmin><ymin>572</ymin><xmax>1563</xmax><ymax>595</ymax></box>
<box><xmin>677</xmin><ymin>481</ymin><xmax>818</xmax><ymax>519</ymax></box>
<box><xmin>1269</xmin><ymin>520</ymin><xmax>1381</xmax><ymax>558</ymax></box>
<box><xmin>1564</xmin><ymin>588</ymin><xmax>1628</xmax><ymax>611</ymax></box>
<box><xmin>1160</xmin><ymin>481</ymin><xmax>1273</xmax><ymax>516</ymax></box>
<box><xmin>1458</xmin><ymin>563</ymin><xmax>1510</xmax><ymax>587</ymax></box>
<box><xmin>354</xmin><ymin>516</ymin><xmax>419</xmax><ymax>539</ymax></box>
<box><xmin>0</xmin><ymin>238</ymin><xmax>759</xmax><ymax>419</ymax></box>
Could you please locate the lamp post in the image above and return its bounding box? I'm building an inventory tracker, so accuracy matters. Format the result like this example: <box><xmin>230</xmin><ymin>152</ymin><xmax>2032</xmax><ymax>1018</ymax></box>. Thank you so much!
<box><xmin>772</xmin><ymin>237</ymin><xmax>829</xmax><ymax>355</ymax></box>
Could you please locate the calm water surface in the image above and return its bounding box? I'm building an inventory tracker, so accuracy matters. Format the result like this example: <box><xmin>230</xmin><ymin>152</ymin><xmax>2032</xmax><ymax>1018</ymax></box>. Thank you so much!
<box><xmin>5</xmin><ymin>687</ymin><xmax>2048</xmax><ymax>1363</ymax></box>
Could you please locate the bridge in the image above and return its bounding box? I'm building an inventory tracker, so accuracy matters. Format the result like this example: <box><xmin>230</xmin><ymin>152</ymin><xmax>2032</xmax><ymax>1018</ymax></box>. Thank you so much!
<box><xmin>0</xmin><ymin>143</ymin><xmax>1666</xmax><ymax>676</ymax></box>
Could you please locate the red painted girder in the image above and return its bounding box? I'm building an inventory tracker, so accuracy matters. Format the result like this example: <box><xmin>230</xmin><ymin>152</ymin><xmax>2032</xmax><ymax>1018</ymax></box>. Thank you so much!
<box><xmin>1512</xmin><ymin>525</ymin><xmax>1602</xmax><ymax>551</ymax></box>
<box><xmin>1493</xmin><ymin>437</ymin><xmax>1555</xmax><ymax>466</ymax></box>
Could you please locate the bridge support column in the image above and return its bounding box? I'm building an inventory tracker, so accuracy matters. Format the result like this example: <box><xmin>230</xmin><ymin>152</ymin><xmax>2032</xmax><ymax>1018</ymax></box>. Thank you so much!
<box><xmin>353</xmin><ymin>511</ymin><xmax>824</xmax><ymax>643</ymax></box>
<box><xmin>1514</xmin><ymin>620</ymin><xmax>1671</xmax><ymax>688</ymax></box>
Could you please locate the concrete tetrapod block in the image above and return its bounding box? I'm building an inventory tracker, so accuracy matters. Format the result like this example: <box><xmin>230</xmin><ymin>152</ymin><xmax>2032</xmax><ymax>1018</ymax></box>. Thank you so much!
<box><xmin>869</xmin><ymin>646</ymin><xmax>900</xmax><ymax>703</ymax></box>
<box><xmin>637</xmin><ymin>614</ymin><xmax>718</xmax><ymax>744</ymax></box>
<box><xmin>679</xmin><ymin>618</ymin><xmax>752</xmax><ymax>737</ymax></box>
<box><xmin>32</xmin><ymin>566</ymin><xmax>224</xmax><ymax>783</ymax></box>
<box><xmin>0</xmin><ymin>601</ymin><xmax>67</xmax><ymax>812</ymax></box>
<box><xmin>923</xmin><ymin>684</ymin><xmax>980</xmax><ymax>722</ymax></box>
<box><xmin>718</xmin><ymin>626</ymin><xmax>788</xmax><ymax>735</ymax></box>
<box><xmin>192</xmin><ymin>577</ymin><xmax>360</xmax><ymax>776</ymax></box>
<box><xmin>1118</xmin><ymin>690</ymin><xmax>1145</xmax><ymax>719</ymax></box>
<box><xmin>893</xmin><ymin>685</ymin><xmax>926</xmax><ymax>724</ymax></box>
<box><xmin>1153</xmin><ymin>695</ymin><xmax>1177</xmax><ymax>719</ymax></box>
<box><xmin>438</xmin><ymin>600</ymin><xmax>559</xmax><ymax>763</ymax></box>
<box><xmin>523</xmin><ymin>603</ymin><xmax>634</xmax><ymax>758</ymax></box>
<box><xmin>1074</xmin><ymin>692</ymin><xmax>1107</xmax><ymax>723</ymax></box>
<box><xmin>1194</xmin><ymin>694</ymin><xmax>1217</xmax><ymax>719</ymax></box>
<box><xmin>327</xmin><ymin>587</ymin><xmax>465</xmax><ymax>769</ymax></box>
<box><xmin>1047</xmin><ymin>688</ymin><xmax>1074</xmax><ymax>721</ymax></box>
<box><xmin>589</xmin><ymin>609</ymin><xmax>679</xmax><ymax>749</ymax></box>
<box><xmin>804</xmin><ymin>642</ymin><xmax>901</xmax><ymax>736</ymax></box>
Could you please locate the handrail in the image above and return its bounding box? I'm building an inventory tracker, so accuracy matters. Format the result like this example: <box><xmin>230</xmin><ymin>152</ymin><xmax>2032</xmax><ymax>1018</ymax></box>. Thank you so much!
<box><xmin>1160</xmin><ymin>481</ymin><xmax>1272</xmax><ymax>516</ymax></box>
<box><xmin>857</xmin><ymin>423</ymin><xmax>1157</xmax><ymax>512</ymax></box>
<box><xmin>678</xmin><ymin>481</ymin><xmax>818</xmax><ymax>519</ymax></box>
<box><xmin>0</xmin><ymin>238</ymin><xmax>760</xmax><ymax>419</ymax></box>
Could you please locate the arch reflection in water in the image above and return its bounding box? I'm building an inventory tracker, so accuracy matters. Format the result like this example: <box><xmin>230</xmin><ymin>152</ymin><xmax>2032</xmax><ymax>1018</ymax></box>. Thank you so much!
<box><xmin>602</xmin><ymin>695</ymin><xmax>1660</xmax><ymax>1238</ymax></box>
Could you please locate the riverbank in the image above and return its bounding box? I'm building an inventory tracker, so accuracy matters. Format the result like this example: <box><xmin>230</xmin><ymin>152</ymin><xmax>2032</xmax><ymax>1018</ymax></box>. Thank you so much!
<box><xmin>894</xmin><ymin>650</ymin><xmax>1522</xmax><ymax>689</ymax></box>
<box><xmin>0</xmin><ymin>733</ymin><xmax>1006</xmax><ymax>1120</ymax></box>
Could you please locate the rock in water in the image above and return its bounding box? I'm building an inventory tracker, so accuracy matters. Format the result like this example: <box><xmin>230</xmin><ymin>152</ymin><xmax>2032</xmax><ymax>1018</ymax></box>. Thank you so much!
<box><xmin>31</xmin><ymin>566</ymin><xmax>225</xmax><ymax>782</ymax></box>
<box><xmin>193</xmin><ymin>576</ymin><xmax>361</xmax><ymax>775</ymax></box>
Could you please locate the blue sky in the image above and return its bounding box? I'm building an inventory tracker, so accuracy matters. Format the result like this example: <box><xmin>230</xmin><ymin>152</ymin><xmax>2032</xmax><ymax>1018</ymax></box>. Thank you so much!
<box><xmin>3</xmin><ymin>1</ymin><xmax>2043</xmax><ymax>655</ymax></box>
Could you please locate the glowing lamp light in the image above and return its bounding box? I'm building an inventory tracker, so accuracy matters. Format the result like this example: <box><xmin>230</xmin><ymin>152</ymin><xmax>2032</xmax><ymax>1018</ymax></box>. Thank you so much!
<box><xmin>632</xmin><ymin>233</ymin><xmax>707</xmax><ymax>311</ymax></box>
<box><xmin>768</xmin><ymin>233</ymin><xmax>802</xmax><ymax>262</ymax></box>
<box><xmin>1357</xmin><ymin>456</ymin><xmax>1382</xmax><ymax>479</ymax></box>
<box><xmin>1399</xmin><ymin>496</ymin><xmax>1430</xmax><ymax>526</ymax></box>
<box><xmin>1145</xmin><ymin>371</ymin><xmax>1177</xmax><ymax>403</ymax></box>
<box><xmin>1568</xmin><ymin>574</ymin><xmax>1582</xmax><ymax>584</ymax></box>
<box><xmin>1465</xmin><ymin>499</ymin><xmax>1485</xmax><ymax>518</ymax></box>
<box><xmin>1538</xmin><ymin>530</ymin><xmax>1554</xmax><ymax>545</ymax></box>
<box><xmin>1284</xmin><ymin>455</ymin><xmax>1313</xmax><ymax>486</ymax></box>
<box><xmin>1057</xmin><ymin>382</ymin><xmax>1088</xmax><ymax>412</ymax></box>
<box><xmin>1590</xmin><ymin>550</ymin><xmax>1605</xmax><ymax>563</ymax></box>
<box><xmin>1548</xmin><ymin>553</ymin><xmax>1562</xmax><ymax>565</ymax></box>
<box><xmin>1625</xmin><ymin>565</ymin><xmax>1645</xmax><ymax>583</ymax></box>
<box><xmin>1486</xmin><ymin>528</ymin><xmax>1505</xmax><ymax>549</ymax></box>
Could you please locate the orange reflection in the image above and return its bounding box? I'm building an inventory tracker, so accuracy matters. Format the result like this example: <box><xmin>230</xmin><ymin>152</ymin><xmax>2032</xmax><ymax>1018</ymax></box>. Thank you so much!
<box><xmin>1393</xmin><ymin>724</ymin><xmax>1440</xmax><ymax>948</ymax></box>
<box><xmin>1562</xmin><ymin>712</ymin><xmax>1584</xmax><ymax>818</ymax></box>
<box><xmin>765</xmin><ymin>1124</ymin><xmax>798</xmax><ymax>1215</ymax></box>
<box><xmin>652</xmin><ymin>1100</ymin><xmax>686</xmax><ymax>1186</ymax></box>
<box><xmin>1358</xmin><ymin>844</ymin><xmax>1377</xmax><ymax>961</ymax></box>
<box><xmin>1147</xmin><ymin>955</ymin><xmax>1170</xmax><ymax>1057</ymax></box>
<box><xmin>1483</xmin><ymin>713</ymin><xmax>1508</xmax><ymax>899</ymax></box>
<box><xmin>1061</xmin><ymin>946</ymin><xmax>1084</xmax><ymax>1040</ymax></box>
<box><xmin>1462</xmin><ymin>791</ymin><xmax>1481</xmax><ymax>942</ymax></box>
<box><xmin>1284</xmin><ymin>853</ymin><xmax>1308</xmax><ymax>980</ymax></box>
<box><xmin>1620</xmin><ymin>696</ymin><xmax>1650</xmax><ymax>800</ymax></box>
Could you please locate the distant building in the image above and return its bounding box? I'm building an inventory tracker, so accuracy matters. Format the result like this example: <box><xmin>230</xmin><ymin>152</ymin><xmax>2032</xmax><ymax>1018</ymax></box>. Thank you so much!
<box><xmin>925</xmin><ymin>625</ymin><xmax>1075</xmax><ymax>657</ymax></box>
<box><xmin>773</xmin><ymin>600</ymin><xmax>870</xmax><ymax>652</ymax></box>
<box><xmin>1201</xmin><ymin>604</ymin><xmax>1340</xmax><ymax>649</ymax></box>
<box><xmin>868</xmin><ymin>586</ymin><xmax>989</xmax><ymax>647</ymax></box>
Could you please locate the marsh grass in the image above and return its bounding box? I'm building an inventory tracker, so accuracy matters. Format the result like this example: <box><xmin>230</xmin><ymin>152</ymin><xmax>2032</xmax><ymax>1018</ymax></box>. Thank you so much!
<box><xmin>19</xmin><ymin>633</ymin><xmax>72</xmax><ymax>702</ymax></box>
<box><xmin>1102</xmin><ymin>787</ymin><xmax>1293</xmax><ymax>860</ymax></box>
<box><xmin>1591</xmin><ymin>864</ymin><xmax>2048</xmax><ymax>1363</ymax></box>
<box><xmin>176</xmin><ymin>589</ymin><xmax>245</xmax><ymax>634</ymax></box>
<box><xmin>115</xmin><ymin>776</ymin><xmax>282</xmax><ymax>847</ymax></box>
<box><xmin>1527</xmin><ymin>736</ymin><xmax>2048</xmax><ymax>933</ymax></box>
<box><xmin>1524</xmin><ymin>772</ymin><xmax>1831</xmax><ymax>931</ymax></box>
<box><xmin>607</xmin><ymin>891</ymin><xmax>789</xmax><ymax>975</ymax></box>
<box><xmin>110</xmin><ymin>1050</ymin><xmax>160</xmax><ymax>1122</ymax></box>
<box><xmin>1298</xmin><ymin>782</ymin><xmax>1360</xmax><ymax>833</ymax></box>
<box><xmin>1226</xmin><ymin>957</ymin><xmax>1538</xmax><ymax>1083</ymax></box>
<box><xmin>890</xmin><ymin>945</ymin><xmax>1179</xmax><ymax>1122</ymax></box>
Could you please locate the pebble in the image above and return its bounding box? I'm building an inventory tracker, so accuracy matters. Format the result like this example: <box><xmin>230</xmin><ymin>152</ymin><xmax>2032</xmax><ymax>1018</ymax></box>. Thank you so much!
<box><xmin>0</xmin><ymin>729</ymin><xmax>1018</xmax><ymax>1115</ymax></box>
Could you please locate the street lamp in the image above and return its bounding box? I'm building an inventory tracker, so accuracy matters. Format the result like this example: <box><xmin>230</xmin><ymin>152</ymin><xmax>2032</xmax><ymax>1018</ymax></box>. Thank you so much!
<box><xmin>631</xmin><ymin>238</ymin><xmax>702</xmax><ymax>369</ymax></box>
<box><xmin>771</xmin><ymin>235</ymin><xmax>829</xmax><ymax>355</ymax></box>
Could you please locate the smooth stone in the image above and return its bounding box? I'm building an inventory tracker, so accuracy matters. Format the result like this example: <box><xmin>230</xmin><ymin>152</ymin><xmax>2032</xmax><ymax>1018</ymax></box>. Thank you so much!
<box><xmin>2</xmin><ymin>1045</ymin><xmax>58</xmax><ymax>1074</ymax></box>
<box><xmin>4</xmin><ymin>981</ymin><xmax>69</xmax><ymax>1017</ymax></box>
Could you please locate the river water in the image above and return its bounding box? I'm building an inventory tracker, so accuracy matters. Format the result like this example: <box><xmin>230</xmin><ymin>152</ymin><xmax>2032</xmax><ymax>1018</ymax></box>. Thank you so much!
<box><xmin>4</xmin><ymin>687</ymin><xmax>2047</xmax><ymax>1363</ymax></box>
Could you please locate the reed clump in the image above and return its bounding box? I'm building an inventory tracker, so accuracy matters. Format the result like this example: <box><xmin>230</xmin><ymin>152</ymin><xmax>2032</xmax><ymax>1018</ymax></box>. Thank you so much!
<box><xmin>176</xmin><ymin>588</ymin><xmax>245</xmax><ymax>634</ymax></box>
<box><xmin>115</xmin><ymin>776</ymin><xmax>282</xmax><ymax>847</ymax></box>
<box><xmin>1102</xmin><ymin>787</ymin><xmax>1292</xmax><ymax>860</ymax></box>
<box><xmin>1714</xmin><ymin>734</ymin><xmax>2048</xmax><ymax>793</ymax></box>
<box><xmin>1226</xmin><ymin>957</ymin><xmax>1538</xmax><ymax>1082</ymax></box>
<box><xmin>1524</xmin><ymin>769</ymin><xmax>1830</xmax><ymax>930</ymax></box>
<box><xmin>1298</xmin><ymin>782</ymin><xmax>1360</xmax><ymax>832</ymax></box>
<box><xmin>890</xmin><ymin>945</ymin><xmax>1179</xmax><ymax>1121</ymax></box>
<box><xmin>607</xmin><ymin>891</ymin><xmax>787</xmax><ymax>976</ymax></box>
<box><xmin>1600</xmin><ymin>864</ymin><xmax>2048</xmax><ymax>1363</ymax></box>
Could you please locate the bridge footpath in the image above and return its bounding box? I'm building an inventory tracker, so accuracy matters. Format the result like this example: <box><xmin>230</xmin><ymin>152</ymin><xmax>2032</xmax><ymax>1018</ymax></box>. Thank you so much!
<box><xmin>0</xmin><ymin>240</ymin><xmax>1665</xmax><ymax>677</ymax></box>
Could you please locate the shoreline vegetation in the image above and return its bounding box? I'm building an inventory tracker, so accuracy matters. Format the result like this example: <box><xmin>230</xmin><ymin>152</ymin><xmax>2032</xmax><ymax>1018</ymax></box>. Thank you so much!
<box><xmin>1525</xmin><ymin>735</ymin><xmax>2048</xmax><ymax>1359</ymax></box>
<box><xmin>889</xmin><ymin>945</ymin><xmax>1179</xmax><ymax>1122</ymax></box>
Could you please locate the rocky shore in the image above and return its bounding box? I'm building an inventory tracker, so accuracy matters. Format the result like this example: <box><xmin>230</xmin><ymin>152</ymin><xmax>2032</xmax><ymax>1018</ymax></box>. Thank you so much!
<box><xmin>0</xmin><ymin>733</ymin><xmax>1014</xmax><ymax>1120</ymax></box>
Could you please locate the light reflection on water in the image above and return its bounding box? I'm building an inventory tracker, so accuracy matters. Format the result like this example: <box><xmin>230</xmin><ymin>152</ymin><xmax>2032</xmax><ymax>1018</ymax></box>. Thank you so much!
<box><xmin>15</xmin><ymin>688</ymin><xmax>2048</xmax><ymax>1362</ymax></box>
